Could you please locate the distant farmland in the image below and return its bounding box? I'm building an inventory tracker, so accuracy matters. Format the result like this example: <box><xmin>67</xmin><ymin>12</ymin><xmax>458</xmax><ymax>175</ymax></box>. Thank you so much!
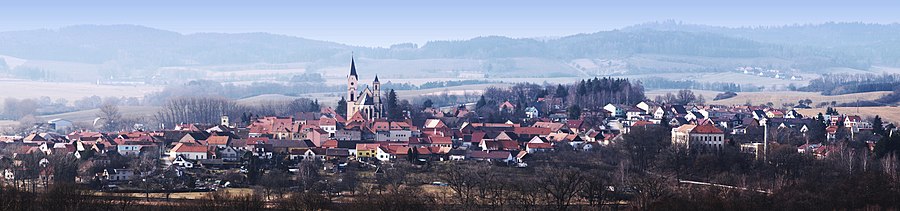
<box><xmin>646</xmin><ymin>90</ymin><xmax>891</xmax><ymax>107</ymax></box>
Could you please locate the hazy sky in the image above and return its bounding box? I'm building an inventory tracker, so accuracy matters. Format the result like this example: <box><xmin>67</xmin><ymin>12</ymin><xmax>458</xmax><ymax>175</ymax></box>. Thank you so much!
<box><xmin>1</xmin><ymin>0</ymin><xmax>898</xmax><ymax>47</ymax></box>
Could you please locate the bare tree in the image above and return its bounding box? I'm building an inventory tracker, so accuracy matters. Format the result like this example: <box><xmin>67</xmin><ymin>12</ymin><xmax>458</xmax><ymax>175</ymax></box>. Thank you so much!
<box><xmin>539</xmin><ymin>167</ymin><xmax>586</xmax><ymax>210</ymax></box>
<box><xmin>98</xmin><ymin>103</ymin><xmax>122</xmax><ymax>132</ymax></box>
<box><xmin>154</xmin><ymin>96</ymin><xmax>242</xmax><ymax>127</ymax></box>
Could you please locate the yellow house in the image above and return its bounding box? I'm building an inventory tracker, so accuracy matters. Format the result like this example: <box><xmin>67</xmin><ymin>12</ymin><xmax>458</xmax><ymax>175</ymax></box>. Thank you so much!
<box><xmin>355</xmin><ymin>143</ymin><xmax>380</xmax><ymax>159</ymax></box>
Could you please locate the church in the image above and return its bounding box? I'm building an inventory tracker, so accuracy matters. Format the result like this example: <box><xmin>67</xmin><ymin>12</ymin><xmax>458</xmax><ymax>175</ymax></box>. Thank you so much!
<box><xmin>346</xmin><ymin>57</ymin><xmax>383</xmax><ymax>120</ymax></box>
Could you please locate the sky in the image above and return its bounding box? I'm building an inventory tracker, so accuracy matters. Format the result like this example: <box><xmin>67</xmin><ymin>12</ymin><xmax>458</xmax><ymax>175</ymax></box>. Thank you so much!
<box><xmin>1</xmin><ymin>0</ymin><xmax>898</xmax><ymax>47</ymax></box>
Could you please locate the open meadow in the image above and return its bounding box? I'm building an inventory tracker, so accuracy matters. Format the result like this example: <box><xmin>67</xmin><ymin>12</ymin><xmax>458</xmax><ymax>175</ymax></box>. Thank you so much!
<box><xmin>0</xmin><ymin>79</ymin><xmax>161</xmax><ymax>102</ymax></box>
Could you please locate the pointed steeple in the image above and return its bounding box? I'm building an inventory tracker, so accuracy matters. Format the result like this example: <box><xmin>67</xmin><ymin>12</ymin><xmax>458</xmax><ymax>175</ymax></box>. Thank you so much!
<box><xmin>350</xmin><ymin>56</ymin><xmax>358</xmax><ymax>77</ymax></box>
<box><xmin>374</xmin><ymin>74</ymin><xmax>379</xmax><ymax>83</ymax></box>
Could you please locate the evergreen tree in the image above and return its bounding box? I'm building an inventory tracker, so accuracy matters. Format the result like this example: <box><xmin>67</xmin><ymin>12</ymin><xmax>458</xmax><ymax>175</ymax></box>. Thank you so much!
<box><xmin>386</xmin><ymin>89</ymin><xmax>402</xmax><ymax>121</ymax></box>
<box><xmin>873</xmin><ymin>115</ymin><xmax>885</xmax><ymax>136</ymax></box>
<box><xmin>309</xmin><ymin>99</ymin><xmax>320</xmax><ymax>112</ymax></box>
<box><xmin>336</xmin><ymin>97</ymin><xmax>347</xmax><ymax>118</ymax></box>
<box><xmin>576</xmin><ymin>80</ymin><xmax>588</xmax><ymax>96</ymax></box>
<box><xmin>476</xmin><ymin>95</ymin><xmax>487</xmax><ymax>109</ymax></box>
<box><xmin>555</xmin><ymin>84</ymin><xmax>568</xmax><ymax>99</ymax></box>
<box><xmin>567</xmin><ymin>104</ymin><xmax>581</xmax><ymax>120</ymax></box>
<box><xmin>423</xmin><ymin>99</ymin><xmax>433</xmax><ymax>108</ymax></box>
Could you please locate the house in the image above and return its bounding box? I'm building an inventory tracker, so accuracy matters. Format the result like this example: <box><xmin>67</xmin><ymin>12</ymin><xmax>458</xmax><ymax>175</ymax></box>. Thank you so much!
<box><xmin>333</xmin><ymin>129</ymin><xmax>362</xmax><ymax>141</ymax></box>
<box><xmin>671</xmin><ymin>124</ymin><xmax>725</xmax><ymax>151</ymax></box>
<box><xmin>685</xmin><ymin>111</ymin><xmax>706</xmax><ymax>121</ymax></box>
<box><xmin>325</xmin><ymin>148</ymin><xmax>351</xmax><ymax>160</ymax></box>
<box><xmin>525</xmin><ymin>106</ymin><xmax>540</xmax><ymax>119</ymax></box>
<box><xmin>844</xmin><ymin>115</ymin><xmax>863</xmax><ymax>129</ymax></box>
<box><xmin>603</xmin><ymin>104</ymin><xmax>626</xmax><ymax>117</ymax></box>
<box><xmin>425</xmin><ymin>136</ymin><xmax>453</xmax><ymax>147</ymax></box>
<box><xmin>206</xmin><ymin>135</ymin><xmax>232</xmax><ymax>147</ymax></box>
<box><xmin>3</xmin><ymin>168</ymin><xmax>14</xmax><ymax>181</ymax></box>
<box><xmin>356</xmin><ymin>143</ymin><xmax>380</xmax><ymax>160</ymax></box>
<box><xmin>766</xmin><ymin>110</ymin><xmax>785</xmax><ymax>119</ymax></box>
<box><xmin>448</xmin><ymin>149</ymin><xmax>467</xmax><ymax>161</ymax></box>
<box><xmin>499</xmin><ymin>101</ymin><xmax>516</xmax><ymax>112</ymax></box>
<box><xmin>785</xmin><ymin>110</ymin><xmax>803</xmax><ymax>119</ymax></box>
<box><xmin>826</xmin><ymin>125</ymin><xmax>839</xmax><ymax>140</ymax></box>
<box><xmin>469</xmin><ymin>151</ymin><xmax>514</xmax><ymax>163</ymax></box>
<box><xmin>170</xmin><ymin>143</ymin><xmax>209</xmax><ymax>160</ymax></box>
<box><xmin>172</xmin><ymin>156</ymin><xmax>195</xmax><ymax>168</ymax></box>
<box><xmin>532</xmin><ymin>122</ymin><xmax>566</xmax><ymax>133</ymax></box>
<box><xmin>47</xmin><ymin>118</ymin><xmax>74</xmax><ymax>131</ymax></box>
<box><xmin>423</xmin><ymin>119</ymin><xmax>451</xmax><ymax>137</ymax></box>
<box><xmin>526</xmin><ymin>142</ymin><xmax>554</xmax><ymax>153</ymax></box>
<box><xmin>103</xmin><ymin>169</ymin><xmax>135</xmax><ymax>181</ymax></box>
<box><xmin>374</xmin><ymin>146</ymin><xmax>391</xmax><ymax>162</ymax></box>
<box><xmin>625</xmin><ymin>108</ymin><xmax>645</xmax><ymax>120</ymax></box>
<box><xmin>307</xmin><ymin>129</ymin><xmax>330</xmax><ymax>147</ymax></box>
<box><xmin>214</xmin><ymin>147</ymin><xmax>240</xmax><ymax>161</ymax></box>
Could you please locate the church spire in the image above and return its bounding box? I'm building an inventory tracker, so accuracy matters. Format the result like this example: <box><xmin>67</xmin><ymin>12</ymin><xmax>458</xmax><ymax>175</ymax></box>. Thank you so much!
<box><xmin>350</xmin><ymin>56</ymin><xmax>358</xmax><ymax>77</ymax></box>
<box><xmin>374</xmin><ymin>74</ymin><xmax>379</xmax><ymax>83</ymax></box>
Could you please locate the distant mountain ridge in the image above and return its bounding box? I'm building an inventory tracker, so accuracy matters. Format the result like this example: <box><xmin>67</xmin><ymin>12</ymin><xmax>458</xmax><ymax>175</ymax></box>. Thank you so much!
<box><xmin>0</xmin><ymin>22</ymin><xmax>896</xmax><ymax>78</ymax></box>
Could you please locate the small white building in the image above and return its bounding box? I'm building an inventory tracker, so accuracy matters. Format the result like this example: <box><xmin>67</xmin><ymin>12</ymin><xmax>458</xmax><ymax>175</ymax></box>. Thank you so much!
<box><xmin>103</xmin><ymin>169</ymin><xmax>135</xmax><ymax>181</ymax></box>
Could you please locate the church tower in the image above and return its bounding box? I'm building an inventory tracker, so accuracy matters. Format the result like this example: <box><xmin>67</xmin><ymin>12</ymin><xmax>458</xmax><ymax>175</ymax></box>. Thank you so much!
<box><xmin>347</xmin><ymin>57</ymin><xmax>359</xmax><ymax>118</ymax></box>
<box><xmin>373</xmin><ymin>74</ymin><xmax>382</xmax><ymax>117</ymax></box>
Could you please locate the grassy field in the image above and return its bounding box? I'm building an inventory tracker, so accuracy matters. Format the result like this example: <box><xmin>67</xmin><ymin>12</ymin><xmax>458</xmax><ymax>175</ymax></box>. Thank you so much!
<box><xmin>0</xmin><ymin>79</ymin><xmax>161</xmax><ymax>102</ymax></box>
<box><xmin>796</xmin><ymin>106</ymin><xmax>900</xmax><ymax>124</ymax></box>
<box><xmin>96</xmin><ymin>188</ymin><xmax>254</xmax><ymax>200</ymax></box>
<box><xmin>39</xmin><ymin>106</ymin><xmax>160</xmax><ymax>122</ymax></box>
<box><xmin>238</xmin><ymin>83</ymin><xmax>510</xmax><ymax>106</ymax></box>
<box><xmin>646</xmin><ymin>89</ymin><xmax>891</xmax><ymax>106</ymax></box>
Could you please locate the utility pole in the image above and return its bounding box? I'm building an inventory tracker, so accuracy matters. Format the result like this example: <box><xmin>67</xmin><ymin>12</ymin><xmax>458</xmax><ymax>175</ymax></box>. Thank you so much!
<box><xmin>761</xmin><ymin>118</ymin><xmax>768</xmax><ymax>161</ymax></box>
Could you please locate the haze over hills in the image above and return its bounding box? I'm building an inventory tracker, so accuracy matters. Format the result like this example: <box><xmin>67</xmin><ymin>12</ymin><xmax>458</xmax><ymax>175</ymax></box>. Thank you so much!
<box><xmin>0</xmin><ymin>22</ymin><xmax>897</xmax><ymax>83</ymax></box>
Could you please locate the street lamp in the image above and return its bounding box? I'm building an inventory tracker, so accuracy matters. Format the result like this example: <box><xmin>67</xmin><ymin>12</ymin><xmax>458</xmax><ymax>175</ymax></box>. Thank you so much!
<box><xmin>760</xmin><ymin>118</ymin><xmax>768</xmax><ymax>161</ymax></box>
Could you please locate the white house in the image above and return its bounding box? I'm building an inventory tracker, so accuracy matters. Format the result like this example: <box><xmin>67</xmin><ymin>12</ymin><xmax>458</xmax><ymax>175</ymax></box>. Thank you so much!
<box><xmin>525</xmin><ymin>106</ymin><xmax>540</xmax><ymax>119</ymax></box>
<box><xmin>170</xmin><ymin>143</ymin><xmax>208</xmax><ymax>160</ymax></box>
<box><xmin>103</xmin><ymin>169</ymin><xmax>135</xmax><ymax>181</ymax></box>
<box><xmin>172</xmin><ymin>156</ymin><xmax>195</xmax><ymax>168</ymax></box>
<box><xmin>671</xmin><ymin>124</ymin><xmax>726</xmax><ymax>151</ymax></box>
<box><xmin>48</xmin><ymin>118</ymin><xmax>74</xmax><ymax>131</ymax></box>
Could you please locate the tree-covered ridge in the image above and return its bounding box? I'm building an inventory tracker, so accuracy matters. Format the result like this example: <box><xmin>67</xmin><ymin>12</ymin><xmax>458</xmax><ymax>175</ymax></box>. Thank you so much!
<box><xmin>0</xmin><ymin>23</ymin><xmax>880</xmax><ymax>71</ymax></box>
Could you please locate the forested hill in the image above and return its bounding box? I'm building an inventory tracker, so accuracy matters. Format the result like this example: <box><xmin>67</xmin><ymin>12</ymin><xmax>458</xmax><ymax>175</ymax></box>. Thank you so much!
<box><xmin>0</xmin><ymin>23</ymin><xmax>880</xmax><ymax>70</ymax></box>
<box><xmin>624</xmin><ymin>21</ymin><xmax>900</xmax><ymax>66</ymax></box>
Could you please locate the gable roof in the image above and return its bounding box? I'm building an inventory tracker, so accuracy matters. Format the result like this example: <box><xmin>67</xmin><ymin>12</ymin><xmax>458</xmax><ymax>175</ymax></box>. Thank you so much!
<box><xmin>172</xmin><ymin>143</ymin><xmax>208</xmax><ymax>153</ymax></box>
<box><xmin>469</xmin><ymin>151</ymin><xmax>511</xmax><ymax>159</ymax></box>
<box><xmin>691</xmin><ymin>124</ymin><xmax>724</xmax><ymax>134</ymax></box>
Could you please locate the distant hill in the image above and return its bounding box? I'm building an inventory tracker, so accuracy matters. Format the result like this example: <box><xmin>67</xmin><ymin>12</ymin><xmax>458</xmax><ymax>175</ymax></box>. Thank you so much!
<box><xmin>0</xmin><ymin>22</ymin><xmax>896</xmax><ymax>81</ymax></box>
<box><xmin>624</xmin><ymin>21</ymin><xmax>900</xmax><ymax>66</ymax></box>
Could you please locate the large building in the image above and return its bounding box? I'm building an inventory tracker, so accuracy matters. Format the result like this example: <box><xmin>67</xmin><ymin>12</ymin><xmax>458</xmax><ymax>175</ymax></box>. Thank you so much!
<box><xmin>671</xmin><ymin>123</ymin><xmax>725</xmax><ymax>151</ymax></box>
<box><xmin>346</xmin><ymin>58</ymin><xmax>383</xmax><ymax>120</ymax></box>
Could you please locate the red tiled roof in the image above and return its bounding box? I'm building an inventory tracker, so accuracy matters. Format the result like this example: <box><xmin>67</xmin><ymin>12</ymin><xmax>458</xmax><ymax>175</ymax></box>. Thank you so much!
<box><xmin>514</xmin><ymin>127</ymin><xmax>552</xmax><ymax>136</ymax></box>
<box><xmin>526</xmin><ymin>142</ymin><xmax>553</xmax><ymax>149</ymax></box>
<box><xmin>356</xmin><ymin>143</ymin><xmax>379</xmax><ymax>151</ymax></box>
<box><xmin>206</xmin><ymin>135</ymin><xmax>230</xmax><ymax>145</ymax></box>
<box><xmin>172</xmin><ymin>143</ymin><xmax>208</xmax><ymax>153</ymax></box>
<box><xmin>427</xmin><ymin>136</ymin><xmax>452</xmax><ymax>145</ymax></box>
<box><xmin>691</xmin><ymin>124</ymin><xmax>724</xmax><ymax>134</ymax></box>
<box><xmin>498</xmin><ymin>140</ymin><xmax>520</xmax><ymax>150</ymax></box>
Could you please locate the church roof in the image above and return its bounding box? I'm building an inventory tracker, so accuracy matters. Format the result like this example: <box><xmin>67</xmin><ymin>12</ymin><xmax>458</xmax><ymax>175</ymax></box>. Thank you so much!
<box><xmin>350</xmin><ymin>57</ymin><xmax>358</xmax><ymax>77</ymax></box>
<box><xmin>363</xmin><ymin>96</ymin><xmax>375</xmax><ymax>105</ymax></box>
<box><xmin>374</xmin><ymin>74</ymin><xmax>379</xmax><ymax>82</ymax></box>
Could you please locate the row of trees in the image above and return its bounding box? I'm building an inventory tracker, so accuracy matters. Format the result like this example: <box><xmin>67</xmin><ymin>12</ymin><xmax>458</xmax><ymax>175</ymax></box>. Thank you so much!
<box><xmin>640</xmin><ymin>77</ymin><xmax>759</xmax><ymax>92</ymax></box>
<box><xmin>801</xmin><ymin>73</ymin><xmax>900</xmax><ymax>95</ymax></box>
